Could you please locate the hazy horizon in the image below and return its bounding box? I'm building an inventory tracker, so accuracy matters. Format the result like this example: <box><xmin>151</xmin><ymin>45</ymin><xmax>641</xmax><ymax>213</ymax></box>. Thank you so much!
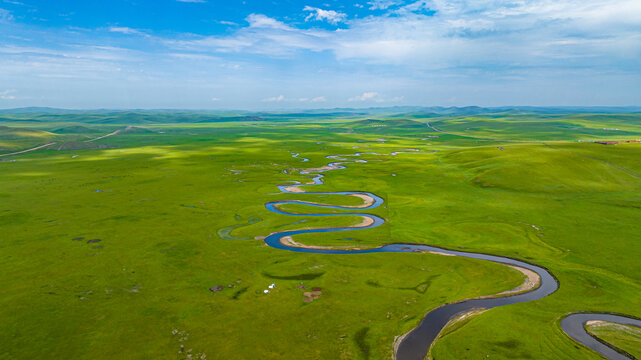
<box><xmin>2</xmin><ymin>105</ymin><xmax>641</xmax><ymax>113</ymax></box>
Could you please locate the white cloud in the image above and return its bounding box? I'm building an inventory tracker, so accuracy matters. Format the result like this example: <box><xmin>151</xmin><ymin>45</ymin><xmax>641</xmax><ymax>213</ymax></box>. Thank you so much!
<box><xmin>10</xmin><ymin>1</ymin><xmax>641</xmax><ymax>76</ymax></box>
<box><xmin>0</xmin><ymin>7</ymin><xmax>13</xmax><ymax>22</ymax></box>
<box><xmin>109</xmin><ymin>27</ymin><xmax>147</xmax><ymax>36</ymax></box>
<box><xmin>0</xmin><ymin>44</ymin><xmax>146</xmax><ymax>85</ymax></box>
<box><xmin>260</xmin><ymin>95</ymin><xmax>327</xmax><ymax>103</ymax></box>
<box><xmin>211</xmin><ymin>97</ymin><xmax>220</xmax><ymax>101</ymax></box>
<box><xmin>347</xmin><ymin>92</ymin><xmax>404</xmax><ymax>102</ymax></box>
<box><xmin>168</xmin><ymin>52</ymin><xmax>220</xmax><ymax>60</ymax></box>
<box><xmin>367</xmin><ymin>0</ymin><xmax>402</xmax><ymax>10</ymax></box>
<box><xmin>246</xmin><ymin>14</ymin><xmax>291</xmax><ymax>30</ymax></box>
<box><xmin>262</xmin><ymin>94</ymin><xmax>285</xmax><ymax>102</ymax></box>
<box><xmin>0</xmin><ymin>89</ymin><xmax>16</xmax><ymax>100</ymax></box>
<box><xmin>349</xmin><ymin>92</ymin><xmax>382</xmax><ymax>102</ymax></box>
<box><xmin>303</xmin><ymin>6</ymin><xmax>347</xmax><ymax>24</ymax></box>
<box><xmin>170</xmin><ymin>14</ymin><xmax>331</xmax><ymax>56</ymax></box>
<box><xmin>163</xmin><ymin>0</ymin><xmax>641</xmax><ymax>70</ymax></box>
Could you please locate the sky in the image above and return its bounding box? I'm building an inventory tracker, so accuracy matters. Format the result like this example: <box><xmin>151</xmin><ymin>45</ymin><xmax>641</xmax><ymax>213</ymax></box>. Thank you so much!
<box><xmin>0</xmin><ymin>0</ymin><xmax>640</xmax><ymax>109</ymax></box>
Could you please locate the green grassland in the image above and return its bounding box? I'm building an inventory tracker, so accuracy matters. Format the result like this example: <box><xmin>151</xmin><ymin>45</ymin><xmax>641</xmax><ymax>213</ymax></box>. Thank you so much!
<box><xmin>1</xmin><ymin>111</ymin><xmax>641</xmax><ymax>359</ymax></box>
<box><xmin>586</xmin><ymin>323</ymin><xmax>641</xmax><ymax>359</ymax></box>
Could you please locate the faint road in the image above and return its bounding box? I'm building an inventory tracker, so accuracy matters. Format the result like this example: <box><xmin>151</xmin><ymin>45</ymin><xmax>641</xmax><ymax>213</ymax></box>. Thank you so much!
<box><xmin>0</xmin><ymin>142</ymin><xmax>56</xmax><ymax>157</ymax></box>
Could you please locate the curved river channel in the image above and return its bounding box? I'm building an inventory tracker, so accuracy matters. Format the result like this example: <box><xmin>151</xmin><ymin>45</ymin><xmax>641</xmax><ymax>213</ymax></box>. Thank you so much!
<box><xmin>261</xmin><ymin>151</ymin><xmax>641</xmax><ymax>360</ymax></box>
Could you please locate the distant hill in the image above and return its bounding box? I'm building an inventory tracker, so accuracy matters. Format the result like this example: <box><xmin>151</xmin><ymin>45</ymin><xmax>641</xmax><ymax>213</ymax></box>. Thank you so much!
<box><xmin>0</xmin><ymin>107</ymin><xmax>80</xmax><ymax>114</ymax></box>
<box><xmin>52</xmin><ymin>125</ymin><xmax>96</xmax><ymax>134</ymax></box>
<box><xmin>195</xmin><ymin>116</ymin><xmax>264</xmax><ymax>123</ymax></box>
<box><xmin>351</xmin><ymin>119</ymin><xmax>426</xmax><ymax>128</ymax></box>
<box><xmin>0</xmin><ymin>125</ymin><xmax>55</xmax><ymax>140</ymax></box>
<box><xmin>0</xmin><ymin>106</ymin><xmax>640</xmax><ymax>124</ymax></box>
<box><xmin>0</xmin><ymin>111</ymin><xmax>265</xmax><ymax>124</ymax></box>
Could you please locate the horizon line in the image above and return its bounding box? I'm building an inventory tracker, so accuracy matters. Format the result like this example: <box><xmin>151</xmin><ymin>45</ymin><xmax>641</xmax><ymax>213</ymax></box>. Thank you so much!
<box><xmin>2</xmin><ymin>105</ymin><xmax>641</xmax><ymax>113</ymax></box>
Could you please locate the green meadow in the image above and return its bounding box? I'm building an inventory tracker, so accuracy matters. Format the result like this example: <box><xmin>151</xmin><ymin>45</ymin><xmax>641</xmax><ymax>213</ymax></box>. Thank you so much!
<box><xmin>1</xmin><ymin>111</ymin><xmax>640</xmax><ymax>359</ymax></box>
<box><xmin>586</xmin><ymin>323</ymin><xmax>641</xmax><ymax>360</ymax></box>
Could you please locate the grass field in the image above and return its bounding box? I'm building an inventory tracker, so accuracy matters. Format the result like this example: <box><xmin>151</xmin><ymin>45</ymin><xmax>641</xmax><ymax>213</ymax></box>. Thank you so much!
<box><xmin>1</xmin><ymin>111</ymin><xmax>640</xmax><ymax>359</ymax></box>
<box><xmin>586</xmin><ymin>322</ymin><xmax>641</xmax><ymax>360</ymax></box>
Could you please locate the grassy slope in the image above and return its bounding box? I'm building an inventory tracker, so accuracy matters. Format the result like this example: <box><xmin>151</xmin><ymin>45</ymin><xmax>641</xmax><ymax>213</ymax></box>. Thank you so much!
<box><xmin>1</xmin><ymin>114</ymin><xmax>640</xmax><ymax>359</ymax></box>
<box><xmin>312</xmin><ymin>138</ymin><xmax>641</xmax><ymax>359</ymax></box>
<box><xmin>0</xmin><ymin>125</ymin><xmax>58</xmax><ymax>152</ymax></box>
<box><xmin>425</xmin><ymin>114</ymin><xmax>641</xmax><ymax>142</ymax></box>
<box><xmin>414</xmin><ymin>144</ymin><xmax>641</xmax><ymax>359</ymax></box>
<box><xmin>586</xmin><ymin>322</ymin><xmax>641</xmax><ymax>359</ymax></box>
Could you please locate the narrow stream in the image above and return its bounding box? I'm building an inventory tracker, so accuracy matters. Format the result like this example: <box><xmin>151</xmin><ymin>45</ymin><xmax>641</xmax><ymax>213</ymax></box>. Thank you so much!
<box><xmin>261</xmin><ymin>151</ymin><xmax>639</xmax><ymax>360</ymax></box>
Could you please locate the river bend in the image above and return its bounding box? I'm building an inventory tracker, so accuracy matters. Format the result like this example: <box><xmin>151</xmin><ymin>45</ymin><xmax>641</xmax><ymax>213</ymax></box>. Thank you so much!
<box><xmin>260</xmin><ymin>150</ymin><xmax>639</xmax><ymax>359</ymax></box>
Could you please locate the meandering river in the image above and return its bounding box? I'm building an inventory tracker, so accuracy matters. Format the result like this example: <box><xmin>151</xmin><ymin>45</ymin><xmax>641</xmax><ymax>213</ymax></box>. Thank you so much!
<box><xmin>261</xmin><ymin>151</ymin><xmax>640</xmax><ymax>360</ymax></box>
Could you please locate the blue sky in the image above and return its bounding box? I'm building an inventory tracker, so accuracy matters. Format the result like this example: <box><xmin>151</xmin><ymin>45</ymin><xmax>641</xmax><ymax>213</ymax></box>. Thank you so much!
<box><xmin>0</xmin><ymin>0</ymin><xmax>640</xmax><ymax>109</ymax></box>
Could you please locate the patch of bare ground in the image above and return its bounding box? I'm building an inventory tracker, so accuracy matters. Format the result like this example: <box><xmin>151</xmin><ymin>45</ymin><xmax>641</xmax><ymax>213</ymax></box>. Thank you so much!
<box><xmin>303</xmin><ymin>165</ymin><xmax>339</xmax><ymax>172</ymax></box>
<box><xmin>349</xmin><ymin>193</ymin><xmax>375</xmax><ymax>208</ymax></box>
<box><xmin>487</xmin><ymin>265</ymin><xmax>541</xmax><ymax>298</ymax></box>
<box><xmin>278</xmin><ymin>230</ymin><xmax>376</xmax><ymax>251</ymax></box>
<box><xmin>302</xmin><ymin>289</ymin><xmax>323</xmax><ymax>303</ymax></box>
<box><xmin>282</xmin><ymin>186</ymin><xmax>305</xmax><ymax>193</ymax></box>
<box><xmin>427</xmin><ymin>250</ymin><xmax>456</xmax><ymax>257</ymax></box>
<box><xmin>356</xmin><ymin>216</ymin><xmax>374</xmax><ymax>227</ymax></box>
<box><xmin>276</xmin><ymin>194</ymin><xmax>375</xmax><ymax>210</ymax></box>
